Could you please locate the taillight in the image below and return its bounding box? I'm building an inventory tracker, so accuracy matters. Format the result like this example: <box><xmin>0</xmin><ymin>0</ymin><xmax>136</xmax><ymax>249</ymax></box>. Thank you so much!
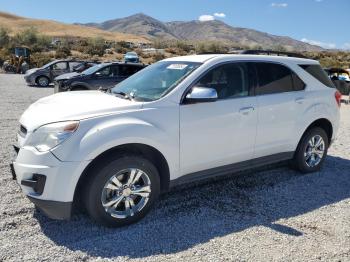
<box><xmin>335</xmin><ymin>90</ymin><xmax>342</xmax><ymax>107</ymax></box>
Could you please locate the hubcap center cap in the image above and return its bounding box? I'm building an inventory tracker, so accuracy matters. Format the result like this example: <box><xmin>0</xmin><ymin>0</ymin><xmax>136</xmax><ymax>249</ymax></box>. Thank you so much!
<box><xmin>122</xmin><ymin>188</ymin><xmax>132</xmax><ymax>197</ymax></box>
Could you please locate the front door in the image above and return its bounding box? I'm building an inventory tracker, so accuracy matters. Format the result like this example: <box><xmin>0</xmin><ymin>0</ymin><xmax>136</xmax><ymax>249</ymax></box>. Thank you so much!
<box><xmin>50</xmin><ymin>61</ymin><xmax>69</xmax><ymax>78</ymax></box>
<box><xmin>179</xmin><ymin>62</ymin><xmax>258</xmax><ymax>175</ymax></box>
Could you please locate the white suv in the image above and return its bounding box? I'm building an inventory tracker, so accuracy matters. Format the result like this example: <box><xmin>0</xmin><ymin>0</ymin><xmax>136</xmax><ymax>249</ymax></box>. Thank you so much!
<box><xmin>12</xmin><ymin>54</ymin><xmax>341</xmax><ymax>227</ymax></box>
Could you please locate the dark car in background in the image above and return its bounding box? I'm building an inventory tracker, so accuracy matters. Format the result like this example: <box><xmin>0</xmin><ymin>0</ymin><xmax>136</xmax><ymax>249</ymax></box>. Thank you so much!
<box><xmin>54</xmin><ymin>62</ymin><xmax>145</xmax><ymax>93</ymax></box>
<box><xmin>72</xmin><ymin>61</ymin><xmax>99</xmax><ymax>73</ymax></box>
<box><xmin>325</xmin><ymin>68</ymin><xmax>350</xmax><ymax>103</ymax></box>
<box><xmin>24</xmin><ymin>60</ymin><xmax>85</xmax><ymax>87</ymax></box>
<box><xmin>123</xmin><ymin>52</ymin><xmax>140</xmax><ymax>63</ymax></box>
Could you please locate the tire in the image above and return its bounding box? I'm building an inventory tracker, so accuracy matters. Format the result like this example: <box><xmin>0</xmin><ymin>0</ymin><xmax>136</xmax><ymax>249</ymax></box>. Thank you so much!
<box><xmin>36</xmin><ymin>76</ymin><xmax>50</xmax><ymax>87</ymax></box>
<box><xmin>292</xmin><ymin>127</ymin><xmax>329</xmax><ymax>173</ymax></box>
<box><xmin>83</xmin><ymin>155</ymin><xmax>160</xmax><ymax>227</ymax></box>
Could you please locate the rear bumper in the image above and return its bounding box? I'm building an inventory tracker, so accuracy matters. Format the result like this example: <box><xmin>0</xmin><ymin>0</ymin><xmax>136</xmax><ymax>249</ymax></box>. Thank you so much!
<box><xmin>28</xmin><ymin>196</ymin><xmax>72</xmax><ymax>220</ymax></box>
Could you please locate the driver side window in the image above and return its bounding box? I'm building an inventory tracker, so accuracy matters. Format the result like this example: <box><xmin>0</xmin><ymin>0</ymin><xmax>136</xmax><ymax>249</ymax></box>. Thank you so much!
<box><xmin>195</xmin><ymin>63</ymin><xmax>250</xmax><ymax>99</ymax></box>
<box><xmin>97</xmin><ymin>66</ymin><xmax>112</xmax><ymax>77</ymax></box>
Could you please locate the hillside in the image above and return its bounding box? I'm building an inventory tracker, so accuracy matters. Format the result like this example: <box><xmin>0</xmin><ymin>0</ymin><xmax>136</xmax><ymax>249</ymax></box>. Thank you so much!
<box><xmin>0</xmin><ymin>11</ymin><xmax>148</xmax><ymax>43</ymax></box>
<box><xmin>79</xmin><ymin>13</ymin><xmax>323</xmax><ymax>52</ymax></box>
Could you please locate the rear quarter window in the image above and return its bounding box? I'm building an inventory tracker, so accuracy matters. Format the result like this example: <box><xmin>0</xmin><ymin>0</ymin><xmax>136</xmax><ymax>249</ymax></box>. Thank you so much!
<box><xmin>299</xmin><ymin>64</ymin><xmax>335</xmax><ymax>88</ymax></box>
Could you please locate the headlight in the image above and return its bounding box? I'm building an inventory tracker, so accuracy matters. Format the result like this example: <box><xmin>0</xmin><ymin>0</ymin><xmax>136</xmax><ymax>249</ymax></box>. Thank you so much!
<box><xmin>25</xmin><ymin>121</ymin><xmax>79</xmax><ymax>152</ymax></box>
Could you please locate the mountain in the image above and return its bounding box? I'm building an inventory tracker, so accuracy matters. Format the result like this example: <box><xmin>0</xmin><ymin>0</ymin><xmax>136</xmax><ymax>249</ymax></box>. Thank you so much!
<box><xmin>79</xmin><ymin>13</ymin><xmax>322</xmax><ymax>51</ymax></box>
<box><xmin>0</xmin><ymin>11</ymin><xmax>148</xmax><ymax>42</ymax></box>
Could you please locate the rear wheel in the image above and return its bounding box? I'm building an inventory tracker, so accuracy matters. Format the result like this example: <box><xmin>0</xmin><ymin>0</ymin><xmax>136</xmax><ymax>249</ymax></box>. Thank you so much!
<box><xmin>83</xmin><ymin>155</ymin><xmax>160</xmax><ymax>227</ymax></box>
<box><xmin>36</xmin><ymin>76</ymin><xmax>49</xmax><ymax>87</ymax></box>
<box><xmin>292</xmin><ymin>127</ymin><xmax>328</xmax><ymax>173</ymax></box>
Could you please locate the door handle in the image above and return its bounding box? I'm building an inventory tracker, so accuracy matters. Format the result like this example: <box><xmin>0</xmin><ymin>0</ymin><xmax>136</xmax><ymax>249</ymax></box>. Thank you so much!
<box><xmin>295</xmin><ymin>97</ymin><xmax>305</xmax><ymax>104</ymax></box>
<box><xmin>239</xmin><ymin>106</ymin><xmax>255</xmax><ymax>115</ymax></box>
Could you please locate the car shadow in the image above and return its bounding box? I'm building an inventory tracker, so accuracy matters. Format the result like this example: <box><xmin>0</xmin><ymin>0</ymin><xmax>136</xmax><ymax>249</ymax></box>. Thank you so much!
<box><xmin>36</xmin><ymin>155</ymin><xmax>350</xmax><ymax>259</ymax></box>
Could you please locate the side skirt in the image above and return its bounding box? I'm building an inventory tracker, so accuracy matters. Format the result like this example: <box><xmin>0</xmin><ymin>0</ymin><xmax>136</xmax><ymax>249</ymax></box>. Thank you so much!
<box><xmin>170</xmin><ymin>152</ymin><xmax>294</xmax><ymax>188</ymax></box>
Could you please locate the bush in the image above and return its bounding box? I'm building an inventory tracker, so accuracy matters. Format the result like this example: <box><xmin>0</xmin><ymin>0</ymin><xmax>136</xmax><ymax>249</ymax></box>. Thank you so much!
<box><xmin>0</xmin><ymin>27</ymin><xmax>10</xmax><ymax>48</ymax></box>
<box><xmin>85</xmin><ymin>37</ymin><xmax>106</xmax><ymax>56</ymax></box>
<box><xmin>55</xmin><ymin>46</ymin><xmax>71</xmax><ymax>58</ymax></box>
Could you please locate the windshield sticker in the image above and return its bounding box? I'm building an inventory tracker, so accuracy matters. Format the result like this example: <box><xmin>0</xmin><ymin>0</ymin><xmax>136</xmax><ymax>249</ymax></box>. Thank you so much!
<box><xmin>167</xmin><ymin>64</ymin><xmax>188</xmax><ymax>70</ymax></box>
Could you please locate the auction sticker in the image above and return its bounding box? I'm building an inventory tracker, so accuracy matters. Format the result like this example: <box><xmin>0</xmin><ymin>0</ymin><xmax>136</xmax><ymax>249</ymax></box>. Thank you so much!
<box><xmin>167</xmin><ymin>64</ymin><xmax>188</xmax><ymax>70</ymax></box>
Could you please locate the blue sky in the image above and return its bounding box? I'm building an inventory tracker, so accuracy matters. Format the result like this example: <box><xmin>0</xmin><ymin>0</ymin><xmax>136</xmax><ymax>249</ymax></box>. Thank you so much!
<box><xmin>0</xmin><ymin>0</ymin><xmax>348</xmax><ymax>49</ymax></box>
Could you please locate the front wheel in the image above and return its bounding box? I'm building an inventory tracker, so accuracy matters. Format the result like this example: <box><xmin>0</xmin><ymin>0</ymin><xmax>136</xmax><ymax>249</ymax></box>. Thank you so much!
<box><xmin>36</xmin><ymin>76</ymin><xmax>50</xmax><ymax>87</ymax></box>
<box><xmin>83</xmin><ymin>155</ymin><xmax>160</xmax><ymax>227</ymax></box>
<box><xmin>292</xmin><ymin>127</ymin><xmax>329</xmax><ymax>173</ymax></box>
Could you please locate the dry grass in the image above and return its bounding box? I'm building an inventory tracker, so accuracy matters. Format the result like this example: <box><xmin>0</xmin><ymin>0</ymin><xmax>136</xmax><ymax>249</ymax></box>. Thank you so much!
<box><xmin>0</xmin><ymin>11</ymin><xmax>149</xmax><ymax>43</ymax></box>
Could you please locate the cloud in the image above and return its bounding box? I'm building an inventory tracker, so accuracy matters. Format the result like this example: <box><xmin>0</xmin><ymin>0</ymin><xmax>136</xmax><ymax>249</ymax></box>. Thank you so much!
<box><xmin>198</xmin><ymin>14</ymin><xmax>215</xmax><ymax>22</ymax></box>
<box><xmin>271</xmin><ymin>3</ymin><xmax>288</xmax><ymax>7</ymax></box>
<box><xmin>214</xmin><ymin>12</ymin><xmax>226</xmax><ymax>18</ymax></box>
<box><xmin>301</xmin><ymin>38</ymin><xmax>336</xmax><ymax>49</ymax></box>
<box><xmin>315</xmin><ymin>0</ymin><xmax>323</xmax><ymax>2</ymax></box>
<box><xmin>343</xmin><ymin>43</ymin><xmax>350</xmax><ymax>50</ymax></box>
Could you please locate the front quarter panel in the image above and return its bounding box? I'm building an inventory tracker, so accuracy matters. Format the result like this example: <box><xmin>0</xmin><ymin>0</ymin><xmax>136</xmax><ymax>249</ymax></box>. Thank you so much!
<box><xmin>51</xmin><ymin>104</ymin><xmax>179</xmax><ymax>178</ymax></box>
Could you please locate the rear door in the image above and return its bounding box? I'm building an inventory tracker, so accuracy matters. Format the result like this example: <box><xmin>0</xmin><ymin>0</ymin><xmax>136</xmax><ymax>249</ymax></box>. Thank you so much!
<box><xmin>253</xmin><ymin>62</ymin><xmax>307</xmax><ymax>158</ymax></box>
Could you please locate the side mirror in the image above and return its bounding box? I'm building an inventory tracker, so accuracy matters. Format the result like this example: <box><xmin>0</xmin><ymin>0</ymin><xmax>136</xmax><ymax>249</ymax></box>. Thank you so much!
<box><xmin>95</xmin><ymin>72</ymin><xmax>103</xmax><ymax>77</ymax></box>
<box><xmin>184</xmin><ymin>86</ymin><xmax>218</xmax><ymax>104</ymax></box>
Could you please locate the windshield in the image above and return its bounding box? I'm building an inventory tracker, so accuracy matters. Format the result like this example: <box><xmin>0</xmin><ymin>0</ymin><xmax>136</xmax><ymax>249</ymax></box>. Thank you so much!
<box><xmin>111</xmin><ymin>61</ymin><xmax>201</xmax><ymax>101</ymax></box>
<box><xmin>41</xmin><ymin>60</ymin><xmax>57</xmax><ymax>69</ymax></box>
<box><xmin>81</xmin><ymin>64</ymin><xmax>109</xmax><ymax>75</ymax></box>
<box><xmin>125</xmin><ymin>52</ymin><xmax>137</xmax><ymax>57</ymax></box>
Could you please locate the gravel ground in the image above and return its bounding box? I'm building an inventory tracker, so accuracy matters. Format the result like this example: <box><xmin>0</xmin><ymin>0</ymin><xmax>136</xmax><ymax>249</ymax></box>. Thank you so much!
<box><xmin>0</xmin><ymin>74</ymin><xmax>350</xmax><ymax>262</ymax></box>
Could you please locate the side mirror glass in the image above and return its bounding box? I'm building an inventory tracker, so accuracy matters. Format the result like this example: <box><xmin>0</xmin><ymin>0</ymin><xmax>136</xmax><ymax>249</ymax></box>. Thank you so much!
<box><xmin>185</xmin><ymin>86</ymin><xmax>218</xmax><ymax>104</ymax></box>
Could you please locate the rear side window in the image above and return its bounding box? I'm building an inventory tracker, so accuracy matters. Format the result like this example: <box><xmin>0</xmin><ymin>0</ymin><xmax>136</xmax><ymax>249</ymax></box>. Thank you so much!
<box><xmin>299</xmin><ymin>64</ymin><xmax>335</xmax><ymax>88</ymax></box>
<box><xmin>255</xmin><ymin>63</ymin><xmax>294</xmax><ymax>95</ymax></box>
<box><xmin>119</xmin><ymin>65</ymin><xmax>143</xmax><ymax>77</ymax></box>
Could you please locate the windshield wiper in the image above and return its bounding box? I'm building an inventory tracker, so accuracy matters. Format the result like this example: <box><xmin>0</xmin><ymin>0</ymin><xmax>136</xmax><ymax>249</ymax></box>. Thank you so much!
<box><xmin>113</xmin><ymin>91</ymin><xmax>133</xmax><ymax>101</ymax></box>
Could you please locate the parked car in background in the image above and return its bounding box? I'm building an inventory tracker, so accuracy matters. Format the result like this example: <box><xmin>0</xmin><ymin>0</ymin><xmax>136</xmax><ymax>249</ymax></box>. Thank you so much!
<box><xmin>324</xmin><ymin>68</ymin><xmax>350</xmax><ymax>103</ymax></box>
<box><xmin>72</xmin><ymin>61</ymin><xmax>99</xmax><ymax>73</ymax></box>
<box><xmin>124</xmin><ymin>52</ymin><xmax>140</xmax><ymax>63</ymax></box>
<box><xmin>13</xmin><ymin>53</ymin><xmax>340</xmax><ymax>227</ymax></box>
<box><xmin>24</xmin><ymin>60</ymin><xmax>85</xmax><ymax>87</ymax></box>
<box><xmin>54</xmin><ymin>62</ymin><xmax>145</xmax><ymax>93</ymax></box>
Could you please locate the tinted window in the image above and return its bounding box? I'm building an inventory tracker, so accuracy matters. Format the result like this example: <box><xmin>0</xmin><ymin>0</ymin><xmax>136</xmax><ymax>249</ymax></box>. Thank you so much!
<box><xmin>119</xmin><ymin>65</ymin><xmax>143</xmax><ymax>77</ymax></box>
<box><xmin>195</xmin><ymin>63</ymin><xmax>250</xmax><ymax>99</ymax></box>
<box><xmin>292</xmin><ymin>72</ymin><xmax>306</xmax><ymax>91</ymax></box>
<box><xmin>256</xmin><ymin>63</ymin><xmax>294</xmax><ymax>95</ymax></box>
<box><xmin>300</xmin><ymin>64</ymin><xmax>335</xmax><ymax>88</ymax></box>
<box><xmin>96</xmin><ymin>66</ymin><xmax>113</xmax><ymax>77</ymax></box>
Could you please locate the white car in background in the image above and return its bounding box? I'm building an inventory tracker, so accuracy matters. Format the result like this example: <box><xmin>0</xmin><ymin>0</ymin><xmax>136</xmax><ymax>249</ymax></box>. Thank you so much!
<box><xmin>12</xmin><ymin>53</ymin><xmax>340</xmax><ymax>227</ymax></box>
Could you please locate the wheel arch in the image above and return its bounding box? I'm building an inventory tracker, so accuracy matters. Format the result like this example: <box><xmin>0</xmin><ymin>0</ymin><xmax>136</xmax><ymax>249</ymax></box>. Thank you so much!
<box><xmin>73</xmin><ymin>143</ymin><xmax>171</xmax><ymax>207</ymax></box>
<box><xmin>300</xmin><ymin>118</ymin><xmax>333</xmax><ymax>146</ymax></box>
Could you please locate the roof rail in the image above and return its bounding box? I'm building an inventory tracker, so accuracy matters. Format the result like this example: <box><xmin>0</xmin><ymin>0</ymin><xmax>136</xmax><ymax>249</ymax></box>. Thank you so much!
<box><xmin>238</xmin><ymin>49</ymin><xmax>307</xmax><ymax>59</ymax></box>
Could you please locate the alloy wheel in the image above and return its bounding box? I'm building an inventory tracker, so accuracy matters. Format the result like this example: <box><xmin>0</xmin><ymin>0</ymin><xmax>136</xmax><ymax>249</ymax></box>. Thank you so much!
<box><xmin>304</xmin><ymin>135</ymin><xmax>325</xmax><ymax>168</ymax></box>
<box><xmin>101</xmin><ymin>168</ymin><xmax>151</xmax><ymax>219</ymax></box>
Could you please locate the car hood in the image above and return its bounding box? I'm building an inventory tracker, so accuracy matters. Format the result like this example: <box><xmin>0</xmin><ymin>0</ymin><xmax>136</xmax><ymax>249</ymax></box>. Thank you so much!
<box><xmin>25</xmin><ymin>68</ymin><xmax>40</xmax><ymax>76</ymax></box>
<box><xmin>19</xmin><ymin>91</ymin><xmax>143</xmax><ymax>131</ymax></box>
<box><xmin>55</xmin><ymin>72</ymin><xmax>81</xmax><ymax>81</ymax></box>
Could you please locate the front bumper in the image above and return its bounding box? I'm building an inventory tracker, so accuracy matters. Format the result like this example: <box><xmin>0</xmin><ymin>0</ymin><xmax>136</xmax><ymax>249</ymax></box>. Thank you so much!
<box><xmin>28</xmin><ymin>196</ymin><xmax>72</xmax><ymax>220</ymax></box>
<box><xmin>12</xmin><ymin>145</ymin><xmax>90</xmax><ymax>220</ymax></box>
<box><xmin>24</xmin><ymin>75</ymin><xmax>36</xmax><ymax>85</ymax></box>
